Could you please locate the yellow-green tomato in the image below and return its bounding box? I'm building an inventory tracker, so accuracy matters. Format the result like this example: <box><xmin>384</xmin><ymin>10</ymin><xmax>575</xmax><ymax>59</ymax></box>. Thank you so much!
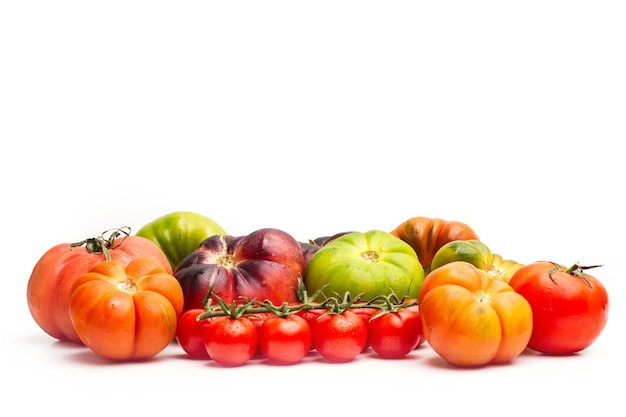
<box><xmin>136</xmin><ymin>211</ymin><xmax>226</xmax><ymax>271</ymax></box>
<box><xmin>304</xmin><ymin>230</ymin><xmax>425</xmax><ymax>301</ymax></box>
<box><xmin>430</xmin><ymin>240</ymin><xmax>522</xmax><ymax>283</ymax></box>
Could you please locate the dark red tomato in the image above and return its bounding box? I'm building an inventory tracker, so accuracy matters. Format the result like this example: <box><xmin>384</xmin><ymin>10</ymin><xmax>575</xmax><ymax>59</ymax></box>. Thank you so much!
<box><xmin>259</xmin><ymin>315</ymin><xmax>312</xmax><ymax>365</ymax></box>
<box><xmin>312</xmin><ymin>310</ymin><xmax>367</xmax><ymax>363</ymax></box>
<box><xmin>508</xmin><ymin>261</ymin><xmax>609</xmax><ymax>355</ymax></box>
<box><xmin>204</xmin><ymin>316</ymin><xmax>259</xmax><ymax>367</ymax></box>
<box><xmin>403</xmin><ymin>299</ymin><xmax>426</xmax><ymax>348</ymax></box>
<box><xmin>176</xmin><ymin>308</ymin><xmax>212</xmax><ymax>359</ymax></box>
<box><xmin>367</xmin><ymin>308</ymin><xmax>422</xmax><ymax>359</ymax></box>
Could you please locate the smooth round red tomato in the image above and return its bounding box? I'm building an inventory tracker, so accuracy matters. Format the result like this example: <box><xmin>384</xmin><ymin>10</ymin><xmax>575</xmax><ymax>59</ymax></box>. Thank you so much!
<box><xmin>419</xmin><ymin>261</ymin><xmax>533</xmax><ymax>367</ymax></box>
<box><xmin>204</xmin><ymin>316</ymin><xmax>259</xmax><ymax>367</ymax></box>
<box><xmin>27</xmin><ymin>230</ymin><xmax>172</xmax><ymax>344</ymax></box>
<box><xmin>508</xmin><ymin>261</ymin><xmax>609</xmax><ymax>355</ymax></box>
<box><xmin>312</xmin><ymin>310</ymin><xmax>367</xmax><ymax>363</ymax></box>
<box><xmin>176</xmin><ymin>309</ymin><xmax>212</xmax><ymax>359</ymax></box>
<box><xmin>69</xmin><ymin>258</ymin><xmax>184</xmax><ymax>361</ymax></box>
<box><xmin>259</xmin><ymin>315</ymin><xmax>312</xmax><ymax>365</ymax></box>
<box><xmin>351</xmin><ymin>304</ymin><xmax>378</xmax><ymax>351</ymax></box>
<box><xmin>367</xmin><ymin>308</ymin><xmax>422</xmax><ymax>359</ymax></box>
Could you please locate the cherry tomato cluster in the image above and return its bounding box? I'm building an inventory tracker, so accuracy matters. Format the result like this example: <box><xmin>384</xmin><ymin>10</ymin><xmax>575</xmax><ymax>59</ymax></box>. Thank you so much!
<box><xmin>175</xmin><ymin>285</ymin><xmax>426</xmax><ymax>367</ymax></box>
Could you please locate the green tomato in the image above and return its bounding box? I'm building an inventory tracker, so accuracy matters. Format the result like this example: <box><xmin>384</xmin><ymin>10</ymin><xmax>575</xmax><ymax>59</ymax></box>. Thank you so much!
<box><xmin>136</xmin><ymin>211</ymin><xmax>226</xmax><ymax>270</ymax></box>
<box><xmin>430</xmin><ymin>239</ymin><xmax>522</xmax><ymax>282</ymax></box>
<box><xmin>304</xmin><ymin>230</ymin><xmax>425</xmax><ymax>301</ymax></box>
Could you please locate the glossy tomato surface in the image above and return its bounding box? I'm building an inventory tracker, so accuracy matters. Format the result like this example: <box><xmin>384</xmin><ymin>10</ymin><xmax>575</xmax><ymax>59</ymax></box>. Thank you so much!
<box><xmin>508</xmin><ymin>261</ymin><xmax>609</xmax><ymax>354</ymax></box>
<box><xmin>69</xmin><ymin>258</ymin><xmax>184</xmax><ymax>360</ymax></box>
<box><xmin>27</xmin><ymin>232</ymin><xmax>172</xmax><ymax>344</ymax></box>
<box><xmin>258</xmin><ymin>314</ymin><xmax>312</xmax><ymax>365</ymax></box>
<box><xmin>312</xmin><ymin>310</ymin><xmax>368</xmax><ymax>363</ymax></box>
<box><xmin>419</xmin><ymin>261</ymin><xmax>533</xmax><ymax>367</ymax></box>
<box><xmin>367</xmin><ymin>308</ymin><xmax>422</xmax><ymax>359</ymax></box>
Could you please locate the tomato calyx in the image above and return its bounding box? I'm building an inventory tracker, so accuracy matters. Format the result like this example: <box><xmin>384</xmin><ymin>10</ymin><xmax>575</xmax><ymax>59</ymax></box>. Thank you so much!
<box><xmin>69</xmin><ymin>227</ymin><xmax>132</xmax><ymax>260</ymax></box>
<box><xmin>548</xmin><ymin>262</ymin><xmax>603</xmax><ymax>288</ymax></box>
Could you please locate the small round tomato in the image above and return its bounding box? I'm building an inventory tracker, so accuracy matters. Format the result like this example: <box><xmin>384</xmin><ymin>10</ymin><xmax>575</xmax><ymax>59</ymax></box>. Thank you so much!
<box><xmin>204</xmin><ymin>316</ymin><xmax>259</xmax><ymax>367</ymax></box>
<box><xmin>312</xmin><ymin>310</ymin><xmax>368</xmax><ymax>363</ymax></box>
<box><xmin>402</xmin><ymin>299</ymin><xmax>426</xmax><ymax>348</ymax></box>
<box><xmin>367</xmin><ymin>308</ymin><xmax>422</xmax><ymax>359</ymax></box>
<box><xmin>419</xmin><ymin>261</ymin><xmax>533</xmax><ymax>367</ymax></box>
<box><xmin>69</xmin><ymin>258</ymin><xmax>184</xmax><ymax>361</ymax></box>
<box><xmin>259</xmin><ymin>314</ymin><xmax>312</xmax><ymax>365</ymax></box>
<box><xmin>351</xmin><ymin>304</ymin><xmax>378</xmax><ymax>351</ymax></box>
<box><xmin>176</xmin><ymin>309</ymin><xmax>212</xmax><ymax>359</ymax></box>
<box><xmin>508</xmin><ymin>261</ymin><xmax>609</xmax><ymax>355</ymax></box>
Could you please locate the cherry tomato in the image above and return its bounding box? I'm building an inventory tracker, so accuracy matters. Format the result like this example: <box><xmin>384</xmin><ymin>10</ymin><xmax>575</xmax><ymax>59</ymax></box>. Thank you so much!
<box><xmin>176</xmin><ymin>309</ymin><xmax>212</xmax><ymax>359</ymax></box>
<box><xmin>509</xmin><ymin>261</ymin><xmax>609</xmax><ymax>354</ymax></box>
<box><xmin>204</xmin><ymin>316</ymin><xmax>259</xmax><ymax>367</ymax></box>
<box><xmin>402</xmin><ymin>298</ymin><xmax>426</xmax><ymax>348</ymax></box>
<box><xmin>367</xmin><ymin>308</ymin><xmax>422</xmax><ymax>359</ymax></box>
<box><xmin>259</xmin><ymin>315</ymin><xmax>312</xmax><ymax>365</ymax></box>
<box><xmin>312</xmin><ymin>310</ymin><xmax>367</xmax><ymax>363</ymax></box>
<box><xmin>351</xmin><ymin>304</ymin><xmax>378</xmax><ymax>351</ymax></box>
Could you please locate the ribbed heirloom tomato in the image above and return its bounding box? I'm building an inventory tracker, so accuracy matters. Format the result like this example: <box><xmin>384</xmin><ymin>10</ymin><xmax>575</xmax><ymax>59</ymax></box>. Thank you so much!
<box><xmin>27</xmin><ymin>228</ymin><xmax>173</xmax><ymax>344</ymax></box>
<box><xmin>418</xmin><ymin>261</ymin><xmax>533</xmax><ymax>367</ymax></box>
<box><xmin>69</xmin><ymin>257</ymin><xmax>184</xmax><ymax>361</ymax></box>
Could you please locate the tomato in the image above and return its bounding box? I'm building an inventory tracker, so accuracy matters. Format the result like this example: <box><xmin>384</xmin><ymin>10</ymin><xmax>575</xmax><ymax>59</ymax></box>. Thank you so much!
<box><xmin>312</xmin><ymin>310</ymin><xmax>368</xmax><ymax>363</ymax></box>
<box><xmin>430</xmin><ymin>239</ymin><xmax>523</xmax><ymax>283</ymax></box>
<box><xmin>136</xmin><ymin>211</ymin><xmax>226</xmax><ymax>271</ymax></box>
<box><xmin>258</xmin><ymin>314</ymin><xmax>312</xmax><ymax>365</ymax></box>
<box><xmin>304</xmin><ymin>230</ymin><xmax>425</xmax><ymax>301</ymax></box>
<box><xmin>403</xmin><ymin>299</ymin><xmax>426</xmax><ymax>348</ymax></box>
<box><xmin>351</xmin><ymin>304</ymin><xmax>378</xmax><ymax>350</ymax></box>
<box><xmin>27</xmin><ymin>228</ymin><xmax>172</xmax><ymax>344</ymax></box>
<box><xmin>204</xmin><ymin>316</ymin><xmax>259</xmax><ymax>367</ymax></box>
<box><xmin>176</xmin><ymin>309</ymin><xmax>212</xmax><ymax>359</ymax></box>
<box><xmin>175</xmin><ymin>228</ymin><xmax>305</xmax><ymax>313</ymax></box>
<box><xmin>418</xmin><ymin>261</ymin><xmax>533</xmax><ymax>367</ymax></box>
<box><xmin>367</xmin><ymin>308</ymin><xmax>422</xmax><ymax>359</ymax></box>
<box><xmin>390</xmin><ymin>216</ymin><xmax>479</xmax><ymax>274</ymax></box>
<box><xmin>69</xmin><ymin>258</ymin><xmax>184</xmax><ymax>361</ymax></box>
<box><xmin>508</xmin><ymin>261</ymin><xmax>609</xmax><ymax>355</ymax></box>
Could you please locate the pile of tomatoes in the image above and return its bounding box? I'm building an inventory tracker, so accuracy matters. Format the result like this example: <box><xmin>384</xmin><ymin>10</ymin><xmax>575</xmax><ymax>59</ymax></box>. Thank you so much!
<box><xmin>25</xmin><ymin>213</ymin><xmax>610</xmax><ymax>368</ymax></box>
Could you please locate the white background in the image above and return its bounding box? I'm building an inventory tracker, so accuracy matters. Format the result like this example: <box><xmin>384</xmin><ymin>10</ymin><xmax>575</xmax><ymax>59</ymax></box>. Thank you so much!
<box><xmin>1</xmin><ymin>1</ymin><xmax>624</xmax><ymax>415</ymax></box>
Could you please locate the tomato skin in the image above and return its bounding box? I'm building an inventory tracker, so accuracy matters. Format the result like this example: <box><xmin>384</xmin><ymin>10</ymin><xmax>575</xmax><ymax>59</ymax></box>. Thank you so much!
<box><xmin>390</xmin><ymin>216</ymin><xmax>479</xmax><ymax>273</ymax></box>
<box><xmin>259</xmin><ymin>315</ymin><xmax>312</xmax><ymax>365</ymax></box>
<box><xmin>69</xmin><ymin>258</ymin><xmax>184</xmax><ymax>361</ymax></box>
<box><xmin>368</xmin><ymin>308</ymin><xmax>422</xmax><ymax>358</ymax></box>
<box><xmin>305</xmin><ymin>230</ymin><xmax>425</xmax><ymax>302</ymax></box>
<box><xmin>418</xmin><ymin>261</ymin><xmax>533</xmax><ymax>367</ymax></box>
<box><xmin>175</xmin><ymin>228</ymin><xmax>304</xmax><ymax>313</ymax></box>
<box><xmin>351</xmin><ymin>305</ymin><xmax>378</xmax><ymax>351</ymax></box>
<box><xmin>204</xmin><ymin>316</ymin><xmax>259</xmax><ymax>367</ymax></box>
<box><xmin>508</xmin><ymin>261</ymin><xmax>609</xmax><ymax>355</ymax></box>
<box><xmin>176</xmin><ymin>309</ymin><xmax>212</xmax><ymax>359</ymax></box>
<box><xmin>312</xmin><ymin>310</ymin><xmax>368</xmax><ymax>363</ymax></box>
<box><xmin>136</xmin><ymin>211</ymin><xmax>226</xmax><ymax>271</ymax></box>
<box><xmin>27</xmin><ymin>234</ymin><xmax>172</xmax><ymax>344</ymax></box>
<box><xmin>402</xmin><ymin>300</ymin><xmax>426</xmax><ymax>348</ymax></box>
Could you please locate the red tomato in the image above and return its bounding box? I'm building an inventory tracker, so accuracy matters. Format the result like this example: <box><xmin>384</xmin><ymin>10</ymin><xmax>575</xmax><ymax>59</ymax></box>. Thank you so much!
<box><xmin>69</xmin><ymin>258</ymin><xmax>184</xmax><ymax>361</ymax></box>
<box><xmin>509</xmin><ymin>261</ymin><xmax>609</xmax><ymax>354</ymax></box>
<box><xmin>204</xmin><ymin>316</ymin><xmax>259</xmax><ymax>367</ymax></box>
<box><xmin>312</xmin><ymin>310</ymin><xmax>367</xmax><ymax>363</ymax></box>
<box><xmin>351</xmin><ymin>304</ymin><xmax>378</xmax><ymax>351</ymax></box>
<box><xmin>176</xmin><ymin>309</ymin><xmax>212</xmax><ymax>359</ymax></box>
<box><xmin>27</xmin><ymin>230</ymin><xmax>172</xmax><ymax>344</ymax></box>
<box><xmin>367</xmin><ymin>308</ymin><xmax>422</xmax><ymax>359</ymax></box>
<box><xmin>259</xmin><ymin>315</ymin><xmax>312</xmax><ymax>365</ymax></box>
<box><xmin>403</xmin><ymin>299</ymin><xmax>426</xmax><ymax>348</ymax></box>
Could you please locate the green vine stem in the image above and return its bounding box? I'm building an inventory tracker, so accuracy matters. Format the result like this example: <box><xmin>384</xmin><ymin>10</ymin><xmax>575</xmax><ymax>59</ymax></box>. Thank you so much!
<box><xmin>196</xmin><ymin>280</ymin><xmax>418</xmax><ymax>322</ymax></box>
<box><xmin>549</xmin><ymin>261</ymin><xmax>603</xmax><ymax>288</ymax></box>
<box><xmin>69</xmin><ymin>227</ymin><xmax>131</xmax><ymax>261</ymax></box>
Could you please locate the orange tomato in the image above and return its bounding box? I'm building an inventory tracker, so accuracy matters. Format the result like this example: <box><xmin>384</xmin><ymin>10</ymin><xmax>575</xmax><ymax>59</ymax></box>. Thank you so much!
<box><xmin>390</xmin><ymin>216</ymin><xmax>479</xmax><ymax>274</ymax></box>
<box><xmin>27</xmin><ymin>230</ymin><xmax>172</xmax><ymax>344</ymax></box>
<box><xmin>418</xmin><ymin>261</ymin><xmax>533</xmax><ymax>367</ymax></box>
<box><xmin>69</xmin><ymin>258</ymin><xmax>184</xmax><ymax>361</ymax></box>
